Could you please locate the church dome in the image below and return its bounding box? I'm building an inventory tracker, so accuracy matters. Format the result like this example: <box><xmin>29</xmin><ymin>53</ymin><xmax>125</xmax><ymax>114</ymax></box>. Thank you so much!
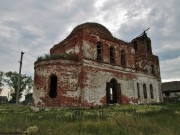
<box><xmin>70</xmin><ymin>22</ymin><xmax>113</xmax><ymax>37</ymax></box>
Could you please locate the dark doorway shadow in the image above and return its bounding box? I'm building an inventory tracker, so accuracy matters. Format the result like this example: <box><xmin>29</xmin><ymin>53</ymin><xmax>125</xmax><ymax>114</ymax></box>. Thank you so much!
<box><xmin>106</xmin><ymin>78</ymin><xmax>119</xmax><ymax>104</ymax></box>
<box><xmin>49</xmin><ymin>74</ymin><xmax>57</xmax><ymax>98</ymax></box>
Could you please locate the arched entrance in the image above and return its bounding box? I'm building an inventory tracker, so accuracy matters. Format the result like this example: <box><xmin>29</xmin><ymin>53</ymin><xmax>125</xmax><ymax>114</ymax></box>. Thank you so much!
<box><xmin>106</xmin><ymin>79</ymin><xmax>120</xmax><ymax>104</ymax></box>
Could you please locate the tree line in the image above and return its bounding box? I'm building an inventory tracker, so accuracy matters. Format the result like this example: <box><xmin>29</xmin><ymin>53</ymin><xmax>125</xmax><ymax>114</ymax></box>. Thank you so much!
<box><xmin>0</xmin><ymin>71</ymin><xmax>33</xmax><ymax>103</ymax></box>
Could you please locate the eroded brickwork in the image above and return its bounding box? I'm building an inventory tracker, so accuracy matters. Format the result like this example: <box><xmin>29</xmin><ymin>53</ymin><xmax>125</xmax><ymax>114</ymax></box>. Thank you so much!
<box><xmin>33</xmin><ymin>22</ymin><xmax>162</xmax><ymax>108</ymax></box>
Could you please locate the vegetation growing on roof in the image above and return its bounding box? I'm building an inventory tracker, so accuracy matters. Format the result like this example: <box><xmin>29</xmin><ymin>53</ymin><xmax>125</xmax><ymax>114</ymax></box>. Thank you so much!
<box><xmin>35</xmin><ymin>53</ymin><xmax>78</xmax><ymax>63</ymax></box>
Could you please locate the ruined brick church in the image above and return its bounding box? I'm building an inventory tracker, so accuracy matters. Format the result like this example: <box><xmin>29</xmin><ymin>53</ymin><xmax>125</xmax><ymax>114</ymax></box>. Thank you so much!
<box><xmin>33</xmin><ymin>22</ymin><xmax>162</xmax><ymax>107</ymax></box>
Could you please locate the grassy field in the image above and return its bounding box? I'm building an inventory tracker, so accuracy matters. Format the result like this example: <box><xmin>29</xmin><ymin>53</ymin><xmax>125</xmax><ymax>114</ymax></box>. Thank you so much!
<box><xmin>0</xmin><ymin>101</ymin><xmax>179</xmax><ymax>135</ymax></box>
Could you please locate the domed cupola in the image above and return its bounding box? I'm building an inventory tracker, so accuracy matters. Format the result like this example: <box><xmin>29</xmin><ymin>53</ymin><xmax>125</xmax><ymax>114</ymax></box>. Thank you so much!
<box><xmin>70</xmin><ymin>22</ymin><xmax>113</xmax><ymax>37</ymax></box>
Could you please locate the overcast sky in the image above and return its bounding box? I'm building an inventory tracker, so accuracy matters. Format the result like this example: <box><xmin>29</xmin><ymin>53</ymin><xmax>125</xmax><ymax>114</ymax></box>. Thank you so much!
<box><xmin>0</xmin><ymin>0</ymin><xmax>180</xmax><ymax>85</ymax></box>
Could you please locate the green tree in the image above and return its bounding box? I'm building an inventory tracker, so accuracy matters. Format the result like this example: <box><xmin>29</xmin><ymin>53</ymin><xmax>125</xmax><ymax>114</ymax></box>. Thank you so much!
<box><xmin>4</xmin><ymin>71</ymin><xmax>33</xmax><ymax>103</ymax></box>
<box><xmin>0</xmin><ymin>71</ymin><xmax>4</xmax><ymax>95</ymax></box>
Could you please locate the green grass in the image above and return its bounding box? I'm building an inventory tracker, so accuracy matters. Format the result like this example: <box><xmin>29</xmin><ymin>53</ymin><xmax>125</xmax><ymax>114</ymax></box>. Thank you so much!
<box><xmin>0</xmin><ymin>101</ymin><xmax>179</xmax><ymax>135</ymax></box>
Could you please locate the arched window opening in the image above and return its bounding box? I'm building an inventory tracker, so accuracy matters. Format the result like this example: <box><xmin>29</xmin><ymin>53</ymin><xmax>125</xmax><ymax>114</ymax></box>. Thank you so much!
<box><xmin>133</xmin><ymin>41</ymin><xmax>138</xmax><ymax>52</ymax></box>
<box><xmin>49</xmin><ymin>75</ymin><xmax>57</xmax><ymax>98</ymax></box>
<box><xmin>137</xmin><ymin>83</ymin><xmax>140</xmax><ymax>98</ymax></box>
<box><xmin>151</xmin><ymin>65</ymin><xmax>155</xmax><ymax>74</ymax></box>
<box><xmin>110</xmin><ymin>47</ymin><xmax>115</xmax><ymax>63</ymax></box>
<box><xmin>96</xmin><ymin>44</ymin><xmax>102</xmax><ymax>61</ymax></box>
<box><xmin>143</xmin><ymin>84</ymin><xmax>147</xmax><ymax>99</ymax></box>
<box><xmin>121</xmin><ymin>49</ymin><xmax>126</xmax><ymax>67</ymax></box>
<box><xmin>150</xmin><ymin>84</ymin><xmax>154</xmax><ymax>99</ymax></box>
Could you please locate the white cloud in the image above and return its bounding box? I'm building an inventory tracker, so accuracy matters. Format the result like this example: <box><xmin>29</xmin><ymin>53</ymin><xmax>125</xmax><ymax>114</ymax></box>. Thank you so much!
<box><xmin>94</xmin><ymin>0</ymin><xmax>108</xmax><ymax>9</ymax></box>
<box><xmin>161</xmin><ymin>56</ymin><xmax>180</xmax><ymax>82</ymax></box>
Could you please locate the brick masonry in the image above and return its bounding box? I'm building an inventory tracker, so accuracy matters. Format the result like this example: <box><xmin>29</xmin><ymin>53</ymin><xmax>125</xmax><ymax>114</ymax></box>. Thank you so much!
<box><xmin>33</xmin><ymin>22</ymin><xmax>162</xmax><ymax>107</ymax></box>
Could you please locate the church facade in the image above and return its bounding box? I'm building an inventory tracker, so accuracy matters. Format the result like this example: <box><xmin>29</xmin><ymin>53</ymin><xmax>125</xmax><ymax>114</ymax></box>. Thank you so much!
<box><xmin>33</xmin><ymin>22</ymin><xmax>162</xmax><ymax>107</ymax></box>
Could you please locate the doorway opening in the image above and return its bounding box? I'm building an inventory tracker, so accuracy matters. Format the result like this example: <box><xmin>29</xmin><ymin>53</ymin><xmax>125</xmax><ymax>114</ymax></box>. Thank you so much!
<box><xmin>106</xmin><ymin>79</ymin><xmax>120</xmax><ymax>104</ymax></box>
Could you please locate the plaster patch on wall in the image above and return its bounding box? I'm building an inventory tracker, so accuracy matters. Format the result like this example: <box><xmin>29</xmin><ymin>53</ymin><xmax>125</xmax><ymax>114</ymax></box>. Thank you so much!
<box><xmin>33</xmin><ymin>86</ymin><xmax>45</xmax><ymax>104</ymax></box>
<box><xmin>82</xmin><ymin>41</ymin><xmax>94</xmax><ymax>59</ymax></box>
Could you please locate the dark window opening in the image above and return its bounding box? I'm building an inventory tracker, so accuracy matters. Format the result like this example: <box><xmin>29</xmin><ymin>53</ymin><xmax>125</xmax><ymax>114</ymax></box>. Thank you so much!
<box><xmin>143</xmin><ymin>84</ymin><xmax>147</xmax><ymax>99</ymax></box>
<box><xmin>146</xmin><ymin>40</ymin><xmax>152</xmax><ymax>53</ymax></box>
<box><xmin>151</xmin><ymin>65</ymin><xmax>155</xmax><ymax>74</ymax></box>
<box><xmin>165</xmin><ymin>92</ymin><xmax>170</xmax><ymax>97</ymax></box>
<box><xmin>137</xmin><ymin>83</ymin><xmax>140</xmax><ymax>98</ymax></box>
<box><xmin>96</xmin><ymin>44</ymin><xmax>102</xmax><ymax>61</ymax></box>
<box><xmin>106</xmin><ymin>79</ymin><xmax>119</xmax><ymax>104</ymax></box>
<box><xmin>110</xmin><ymin>47</ymin><xmax>115</xmax><ymax>63</ymax></box>
<box><xmin>121</xmin><ymin>49</ymin><xmax>126</xmax><ymax>66</ymax></box>
<box><xmin>133</xmin><ymin>41</ymin><xmax>138</xmax><ymax>52</ymax></box>
<box><xmin>150</xmin><ymin>84</ymin><xmax>154</xmax><ymax>99</ymax></box>
<box><xmin>49</xmin><ymin>75</ymin><xmax>57</xmax><ymax>98</ymax></box>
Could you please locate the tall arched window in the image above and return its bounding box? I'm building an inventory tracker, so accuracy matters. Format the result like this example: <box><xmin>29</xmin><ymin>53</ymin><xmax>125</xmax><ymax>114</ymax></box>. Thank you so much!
<box><xmin>121</xmin><ymin>49</ymin><xmax>126</xmax><ymax>66</ymax></box>
<box><xmin>96</xmin><ymin>44</ymin><xmax>102</xmax><ymax>61</ymax></box>
<box><xmin>151</xmin><ymin>65</ymin><xmax>155</xmax><ymax>74</ymax></box>
<box><xmin>137</xmin><ymin>83</ymin><xmax>140</xmax><ymax>98</ymax></box>
<box><xmin>49</xmin><ymin>74</ymin><xmax>57</xmax><ymax>98</ymax></box>
<box><xmin>150</xmin><ymin>84</ymin><xmax>154</xmax><ymax>99</ymax></box>
<box><xmin>110</xmin><ymin>46</ymin><xmax>115</xmax><ymax>63</ymax></box>
<box><xmin>143</xmin><ymin>84</ymin><xmax>147</xmax><ymax>99</ymax></box>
